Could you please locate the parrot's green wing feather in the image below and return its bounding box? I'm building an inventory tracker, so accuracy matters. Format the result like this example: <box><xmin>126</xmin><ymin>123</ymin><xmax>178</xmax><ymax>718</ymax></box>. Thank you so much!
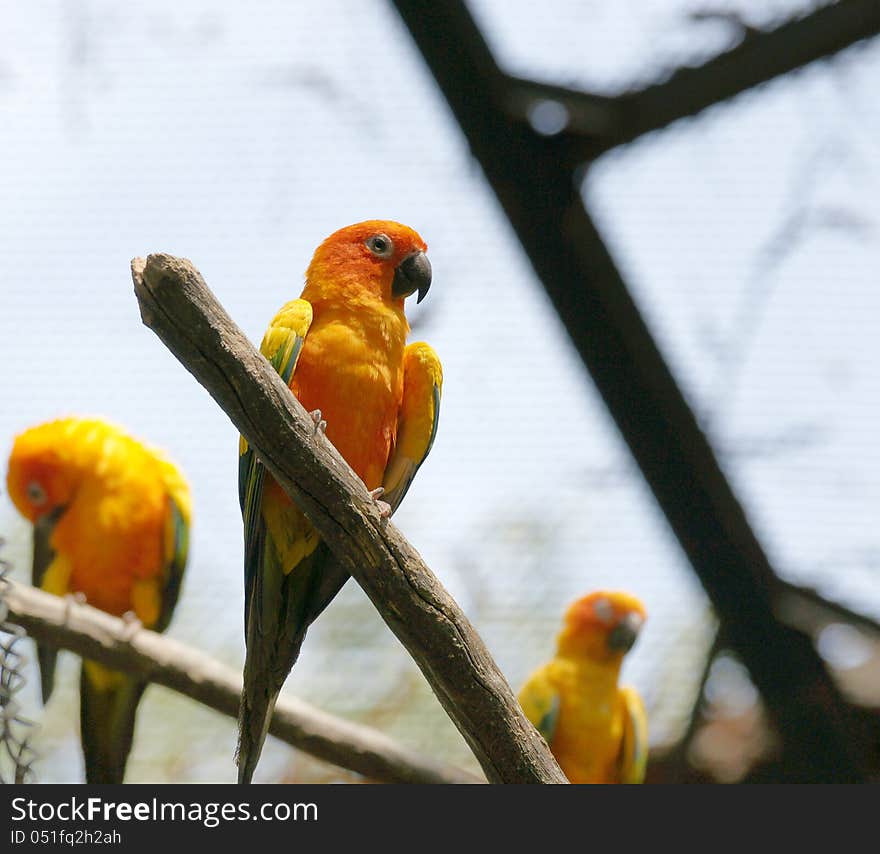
<box><xmin>535</xmin><ymin>694</ymin><xmax>559</xmax><ymax>744</ymax></box>
<box><xmin>238</xmin><ymin>299</ymin><xmax>336</xmax><ymax>784</ymax></box>
<box><xmin>152</xmin><ymin>495</ymin><xmax>189</xmax><ymax>635</ymax></box>
<box><xmin>238</xmin><ymin>445</ymin><xmax>264</xmax><ymax>635</ymax></box>
<box><xmin>536</xmin><ymin>694</ymin><xmax>561</xmax><ymax>745</ymax></box>
<box><xmin>239</xmin><ymin>299</ymin><xmax>313</xmax><ymax>634</ymax></box>
<box><xmin>619</xmin><ymin>686</ymin><xmax>648</xmax><ymax>784</ymax></box>
<box><xmin>518</xmin><ymin>668</ymin><xmax>561</xmax><ymax>745</ymax></box>
<box><xmin>237</xmin><ymin>513</ymin><xmax>348</xmax><ymax>784</ymax></box>
<box><xmin>382</xmin><ymin>342</ymin><xmax>442</xmax><ymax>514</ymax></box>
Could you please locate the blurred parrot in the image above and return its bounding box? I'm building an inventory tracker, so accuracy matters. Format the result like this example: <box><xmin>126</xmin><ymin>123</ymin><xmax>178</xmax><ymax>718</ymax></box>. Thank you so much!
<box><xmin>518</xmin><ymin>591</ymin><xmax>648</xmax><ymax>784</ymax></box>
<box><xmin>6</xmin><ymin>417</ymin><xmax>191</xmax><ymax>783</ymax></box>
<box><xmin>237</xmin><ymin>220</ymin><xmax>441</xmax><ymax>783</ymax></box>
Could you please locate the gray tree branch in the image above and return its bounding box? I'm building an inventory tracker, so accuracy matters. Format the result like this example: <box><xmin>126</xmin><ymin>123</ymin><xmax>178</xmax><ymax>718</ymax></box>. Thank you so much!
<box><xmin>130</xmin><ymin>253</ymin><xmax>566</xmax><ymax>784</ymax></box>
<box><xmin>3</xmin><ymin>579</ymin><xmax>481</xmax><ymax>784</ymax></box>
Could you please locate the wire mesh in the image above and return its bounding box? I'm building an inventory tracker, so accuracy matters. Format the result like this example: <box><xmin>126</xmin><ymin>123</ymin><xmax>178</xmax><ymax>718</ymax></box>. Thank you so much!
<box><xmin>0</xmin><ymin>537</ymin><xmax>37</xmax><ymax>783</ymax></box>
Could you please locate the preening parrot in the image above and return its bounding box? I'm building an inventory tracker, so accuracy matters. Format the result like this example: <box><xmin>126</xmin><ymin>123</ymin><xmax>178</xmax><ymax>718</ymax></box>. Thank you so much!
<box><xmin>237</xmin><ymin>220</ymin><xmax>442</xmax><ymax>783</ymax></box>
<box><xmin>6</xmin><ymin>417</ymin><xmax>191</xmax><ymax>783</ymax></box>
<box><xmin>518</xmin><ymin>591</ymin><xmax>648</xmax><ymax>784</ymax></box>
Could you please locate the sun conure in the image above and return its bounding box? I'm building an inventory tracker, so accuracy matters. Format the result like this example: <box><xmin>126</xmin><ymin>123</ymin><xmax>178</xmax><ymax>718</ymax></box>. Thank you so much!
<box><xmin>6</xmin><ymin>417</ymin><xmax>191</xmax><ymax>783</ymax></box>
<box><xmin>518</xmin><ymin>591</ymin><xmax>648</xmax><ymax>783</ymax></box>
<box><xmin>237</xmin><ymin>220</ymin><xmax>442</xmax><ymax>783</ymax></box>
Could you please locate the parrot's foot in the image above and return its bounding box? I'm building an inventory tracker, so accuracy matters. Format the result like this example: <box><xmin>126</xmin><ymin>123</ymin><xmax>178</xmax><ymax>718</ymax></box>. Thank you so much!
<box><xmin>369</xmin><ymin>487</ymin><xmax>392</xmax><ymax>519</ymax></box>
<box><xmin>308</xmin><ymin>409</ymin><xmax>327</xmax><ymax>436</ymax></box>
<box><xmin>119</xmin><ymin>611</ymin><xmax>143</xmax><ymax>643</ymax></box>
<box><xmin>63</xmin><ymin>592</ymin><xmax>87</xmax><ymax>625</ymax></box>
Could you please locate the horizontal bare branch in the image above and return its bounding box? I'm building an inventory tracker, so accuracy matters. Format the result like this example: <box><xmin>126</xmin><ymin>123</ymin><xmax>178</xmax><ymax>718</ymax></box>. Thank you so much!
<box><xmin>3</xmin><ymin>580</ymin><xmax>481</xmax><ymax>784</ymax></box>
<box><xmin>131</xmin><ymin>254</ymin><xmax>565</xmax><ymax>784</ymax></box>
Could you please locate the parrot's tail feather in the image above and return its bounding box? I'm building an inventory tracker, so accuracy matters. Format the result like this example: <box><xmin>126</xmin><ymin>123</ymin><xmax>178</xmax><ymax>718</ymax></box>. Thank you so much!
<box><xmin>37</xmin><ymin>643</ymin><xmax>58</xmax><ymax>705</ymax></box>
<box><xmin>79</xmin><ymin>662</ymin><xmax>148</xmax><ymax>784</ymax></box>
<box><xmin>237</xmin><ymin>544</ymin><xmax>350</xmax><ymax>783</ymax></box>
<box><xmin>235</xmin><ymin>687</ymin><xmax>281</xmax><ymax>785</ymax></box>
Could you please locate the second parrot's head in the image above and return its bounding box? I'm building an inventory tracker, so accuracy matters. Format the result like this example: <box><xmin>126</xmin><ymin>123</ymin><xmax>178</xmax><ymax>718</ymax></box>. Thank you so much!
<box><xmin>556</xmin><ymin>591</ymin><xmax>647</xmax><ymax>664</ymax></box>
<box><xmin>6</xmin><ymin>419</ymin><xmax>89</xmax><ymax>524</ymax></box>
<box><xmin>303</xmin><ymin>220</ymin><xmax>431</xmax><ymax>309</ymax></box>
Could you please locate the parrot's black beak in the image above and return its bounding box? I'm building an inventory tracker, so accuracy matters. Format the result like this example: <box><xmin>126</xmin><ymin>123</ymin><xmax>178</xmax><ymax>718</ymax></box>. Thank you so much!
<box><xmin>34</xmin><ymin>504</ymin><xmax>65</xmax><ymax>546</ymax></box>
<box><xmin>32</xmin><ymin>504</ymin><xmax>65</xmax><ymax>705</ymax></box>
<box><xmin>607</xmin><ymin>613</ymin><xmax>643</xmax><ymax>653</ymax></box>
<box><xmin>392</xmin><ymin>251</ymin><xmax>432</xmax><ymax>304</ymax></box>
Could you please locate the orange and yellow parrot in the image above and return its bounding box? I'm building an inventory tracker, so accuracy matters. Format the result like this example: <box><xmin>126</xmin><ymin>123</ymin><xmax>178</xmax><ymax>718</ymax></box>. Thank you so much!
<box><xmin>518</xmin><ymin>591</ymin><xmax>648</xmax><ymax>784</ymax></box>
<box><xmin>237</xmin><ymin>220</ymin><xmax>441</xmax><ymax>783</ymax></box>
<box><xmin>6</xmin><ymin>417</ymin><xmax>191</xmax><ymax>783</ymax></box>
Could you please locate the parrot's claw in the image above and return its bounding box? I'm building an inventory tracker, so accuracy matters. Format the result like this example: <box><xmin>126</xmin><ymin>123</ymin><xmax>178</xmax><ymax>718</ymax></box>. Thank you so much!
<box><xmin>308</xmin><ymin>409</ymin><xmax>327</xmax><ymax>436</ymax></box>
<box><xmin>63</xmin><ymin>592</ymin><xmax>87</xmax><ymax>625</ymax></box>
<box><xmin>119</xmin><ymin>611</ymin><xmax>143</xmax><ymax>643</ymax></box>
<box><xmin>369</xmin><ymin>487</ymin><xmax>392</xmax><ymax>519</ymax></box>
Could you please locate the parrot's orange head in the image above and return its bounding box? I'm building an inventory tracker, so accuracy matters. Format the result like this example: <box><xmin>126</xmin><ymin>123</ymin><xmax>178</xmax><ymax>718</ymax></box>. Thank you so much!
<box><xmin>6</xmin><ymin>421</ymin><xmax>82</xmax><ymax>523</ymax></box>
<box><xmin>303</xmin><ymin>220</ymin><xmax>431</xmax><ymax>309</ymax></box>
<box><xmin>557</xmin><ymin>591</ymin><xmax>646</xmax><ymax>663</ymax></box>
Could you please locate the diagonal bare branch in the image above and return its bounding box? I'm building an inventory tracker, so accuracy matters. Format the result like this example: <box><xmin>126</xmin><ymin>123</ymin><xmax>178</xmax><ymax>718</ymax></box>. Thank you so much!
<box><xmin>130</xmin><ymin>253</ymin><xmax>566</xmax><ymax>785</ymax></box>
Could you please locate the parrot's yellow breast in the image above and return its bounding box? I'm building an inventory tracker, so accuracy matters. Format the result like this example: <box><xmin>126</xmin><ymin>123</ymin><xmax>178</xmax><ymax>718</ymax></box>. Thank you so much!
<box><xmin>291</xmin><ymin>301</ymin><xmax>409</xmax><ymax>490</ymax></box>
<box><xmin>544</xmin><ymin>658</ymin><xmax>628</xmax><ymax>784</ymax></box>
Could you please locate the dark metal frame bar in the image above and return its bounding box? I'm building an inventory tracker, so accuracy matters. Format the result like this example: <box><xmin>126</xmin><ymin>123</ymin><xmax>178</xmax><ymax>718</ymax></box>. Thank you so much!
<box><xmin>390</xmin><ymin>0</ymin><xmax>880</xmax><ymax>780</ymax></box>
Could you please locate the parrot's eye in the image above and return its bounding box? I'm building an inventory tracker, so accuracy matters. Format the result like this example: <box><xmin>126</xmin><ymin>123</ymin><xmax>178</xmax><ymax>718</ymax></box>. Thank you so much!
<box><xmin>26</xmin><ymin>481</ymin><xmax>47</xmax><ymax>506</ymax></box>
<box><xmin>593</xmin><ymin>597</ymin><xmax>614</xmax><ymax>625</ymax></box>
<box><xmin>366</xmin><ymin>234</ymin><xmax>393</xmax><ymax>258</ymax></box>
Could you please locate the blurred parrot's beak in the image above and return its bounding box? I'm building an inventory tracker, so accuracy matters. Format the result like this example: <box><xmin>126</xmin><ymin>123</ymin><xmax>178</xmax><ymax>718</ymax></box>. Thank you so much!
<box><xmin>392</xmin><ymin>251</ymin><xmax>432</xmax><ymax>303</ymax></box>
<box><xmin>32</xmin><ymin>504</ymin><xmax>66</xmax><ymax>705</ymax></box>
<box><xmin>32</xmin><ymin>504</ymin><xmax>66</xmax><ymax>582</ymax></box>
<box><xmin>607</xmin><ymin>612</ymin><xmax>643</xmax><ymax>653</ymax></box>
<box><xmin>34</xmin><ymin>505</ymin><xmax>65</xmax><ymax>547</ymax></box>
